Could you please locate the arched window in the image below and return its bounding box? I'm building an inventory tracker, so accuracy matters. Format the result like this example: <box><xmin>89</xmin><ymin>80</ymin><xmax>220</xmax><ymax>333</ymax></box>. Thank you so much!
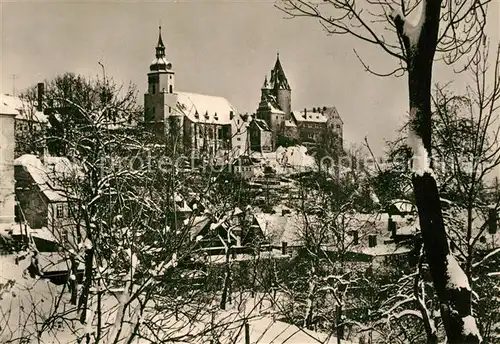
<box><xmin>169</xmin><ymin>85</ymin><xmax>173</xmax><ymax>93</ymax></box>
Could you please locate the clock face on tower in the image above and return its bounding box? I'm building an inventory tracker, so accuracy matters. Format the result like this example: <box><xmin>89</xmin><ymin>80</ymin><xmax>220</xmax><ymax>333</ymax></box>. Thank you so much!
<box><xmin>166</xmin><ymin>63</ymin><xmax>172</xmax><ymax>70</ymax></box>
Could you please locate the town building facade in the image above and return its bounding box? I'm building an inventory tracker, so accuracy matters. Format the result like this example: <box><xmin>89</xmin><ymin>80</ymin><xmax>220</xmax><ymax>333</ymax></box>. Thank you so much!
<box><xmin>254</xmin><ymin>54</ymin><xmax>344</xmax><ymax>152</ymax></box>
<box><xmin>144</xmin><ymin>27</ymin><xmax>248</xmax><ymax>157</ymax></box>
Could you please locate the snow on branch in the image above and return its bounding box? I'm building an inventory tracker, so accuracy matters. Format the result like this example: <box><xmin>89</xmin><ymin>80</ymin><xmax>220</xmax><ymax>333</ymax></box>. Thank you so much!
<box><xmin>445</xmin><ymin>254</ymin><xmax>471</xmax><ymax>291</ymax></box>
<box><xmin>472</xmin><ymin>247</ymin><xmax>500</xmax><ymax>269</ymax></box>
<box><xmin>390</xmin><ymin>0</ymin><xmax>427</xmax><ymax>47</ymax></box>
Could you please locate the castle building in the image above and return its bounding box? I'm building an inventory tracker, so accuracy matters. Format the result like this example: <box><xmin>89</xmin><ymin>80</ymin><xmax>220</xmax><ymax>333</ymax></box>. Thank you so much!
<box><xmin>254</xmin><ymin>54</ymin><xmax>344</xmax><ymax>152</ymax></box>
<box><xmin>144</xmin><ymin>27</ymin><xmax>248</xmax><ymax>156</ymax></box>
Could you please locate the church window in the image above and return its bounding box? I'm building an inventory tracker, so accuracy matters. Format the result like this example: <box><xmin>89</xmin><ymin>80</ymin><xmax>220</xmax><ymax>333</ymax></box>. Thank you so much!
<box><xmin>169</xmin><ymin>107</ymin><xmax>171</xmax><ymax>113</ymax></box>
<box><xmin>169</xmin><ymin>85</ymin><xmax>173</xmax><ymax>93</ymax></box>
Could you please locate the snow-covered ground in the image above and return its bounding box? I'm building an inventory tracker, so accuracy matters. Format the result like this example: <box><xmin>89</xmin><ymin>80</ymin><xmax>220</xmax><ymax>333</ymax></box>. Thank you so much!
<box><xmin>252</xmin><ymin>145</ymin><xmax>316</xmax><ymax>175</ymax></box>
<box><xmin>1</xmin><ymin>254</ymin><xmax>355</xmax><ymax>344</ymax></box>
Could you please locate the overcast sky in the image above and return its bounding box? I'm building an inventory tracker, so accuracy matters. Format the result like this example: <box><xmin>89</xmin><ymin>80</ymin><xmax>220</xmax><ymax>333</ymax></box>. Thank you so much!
<box><xmin>1</xmin><ymin>0</ymin><xmax>498</xmax><ymax>154</ymax></box>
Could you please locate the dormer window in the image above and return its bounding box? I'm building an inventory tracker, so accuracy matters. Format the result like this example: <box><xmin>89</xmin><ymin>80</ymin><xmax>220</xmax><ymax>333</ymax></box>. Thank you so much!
<box><xmin>214</xmin><ymin>112</ymin><xmax>218</xmax><ymax>120</ymax></box>
<box><xmin>205</xmin><ymin>111</ymin><xmax>209</xmax><ymax>119</ymax></box>
<box><xmin>195</xmin><ymin>111</ymin><xmax>199</xmax><ymax>118</ymax></box>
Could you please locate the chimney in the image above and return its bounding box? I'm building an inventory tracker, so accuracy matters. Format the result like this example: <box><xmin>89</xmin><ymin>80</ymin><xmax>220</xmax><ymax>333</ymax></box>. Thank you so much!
<box><xmin>303</xmin><ymin>108</ymin><xmax>307</xmax><ymax>119</ymax></box>
<box><xmin>281</xmin><ymin>241</ymin><xmax>288</xmax><ymax>255</ymax></box>
<box><xmin>312</xmin><ymin>107</ymin><xmax>316</xmax><ymax>113</ymax></box>
<box><xmin>368</xmin><ymin>235</ymin><xmax>377</xmax><ymax>248</ymax></box>
<box><xmin>37</xmin><ymin>82</ymin><xmax>44</xmax><ymax>112</ymax></box>
<box><xmin>0</xmin><ymin>107</ymin><xmax>17</xmax><ymax>227</ymax></box>
<box><xmin>352</xmin><ymin>230</ymin><xmax>359</xmax><ymax>245</ymax></box>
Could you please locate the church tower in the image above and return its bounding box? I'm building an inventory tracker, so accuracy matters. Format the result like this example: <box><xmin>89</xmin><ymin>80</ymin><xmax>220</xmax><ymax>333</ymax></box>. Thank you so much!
<box><xmin>269</xmin><ymin>53</ymin><xmax>291</xmax><ymax>119</ymax></box>
<box><xmin>144</xmin><ymin>26</ymin><xmax>180</xmax><ymax>136</ymax></box>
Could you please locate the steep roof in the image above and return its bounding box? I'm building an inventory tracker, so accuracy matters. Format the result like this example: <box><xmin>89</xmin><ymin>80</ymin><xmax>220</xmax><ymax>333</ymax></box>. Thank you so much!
<box><xmin>253</xmin><ymin>118</ymin><xmax>271</xmax><ymax>131</ymax></box>
<box><xmin>322</xmin><ymin>106</ymin><xmax>343</xmax><ymax>124</ymax></box>
<box><xmin>260</xmin><ymin>93</ymin><xmax>286</xmax><ymax>114</ymax></box>
<box><xmin>1</xmin><ymin>96</ymin><xmax>17</xmax><ymax>116</ymax></box>
<box><xmin>269</xmin><ymin>53</ymin><xmax>291</xmax><ymax>90</ymax></box>
<box><xmin>14</xmin><ymin>155</ymin><xmax>80</xmax><ymax>202</ymax></box>
<box><xmin>254</xmin><ymin>207</ymin><xmax>304</xmax><ymax>246</ymax></box>
<box><xmin>1</xmin><ymin>94</ymin><xmax>47</xmax><ymax>123</ymax></box>
<box><xmin>176</xmin><ymin>92</ymin><xmax>236</xmax><ymax>125</ymax></box>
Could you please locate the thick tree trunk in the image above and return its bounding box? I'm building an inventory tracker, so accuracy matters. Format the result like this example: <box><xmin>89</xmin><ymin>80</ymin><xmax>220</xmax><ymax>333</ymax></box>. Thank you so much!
<box><xmin>401</xmin><ymin>1</ymin><xmax>482</xmax><ymax>342</ymax></box>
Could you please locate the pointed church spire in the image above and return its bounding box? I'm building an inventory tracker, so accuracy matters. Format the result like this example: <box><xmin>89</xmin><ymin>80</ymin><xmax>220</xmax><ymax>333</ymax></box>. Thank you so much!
<box><xmin>270</xmin><ymin>52</ymin><xmax>290</xmax><ymax>90</ymax></box>
<box><xmin>157</xmin><ymin>26</ymin><xmax>165</xmax><ymax>47</ymax></box>
<box><xmin>262</xmin><ymin>75</ymin><xmax>269</xmax><ymax>89</ymax></box>
<box><xmin>150</xmin><ymin>26</ymin><xmax>172</xmax><ymax>72</ymax></box>
<box><xmin>155</xmin><ymin>26</ymin><xmax>166</xmax><ymax>58</ymax></box>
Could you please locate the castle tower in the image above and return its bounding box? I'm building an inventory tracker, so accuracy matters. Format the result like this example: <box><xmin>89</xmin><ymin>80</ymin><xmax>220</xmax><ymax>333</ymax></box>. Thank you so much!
<box><xmin>258</xmin><ymin>75</ymin><xmax>271</xmax><ymax>108</ymax></box>
<box><xmin>144</xmin><ymin>26</ymin><xmax>180</xmax><ymax>137</ymax></box>
<box><xmin>269</xmin><ymin>53</ymin><xmax>291</xmax><ymax>119</ymax></box>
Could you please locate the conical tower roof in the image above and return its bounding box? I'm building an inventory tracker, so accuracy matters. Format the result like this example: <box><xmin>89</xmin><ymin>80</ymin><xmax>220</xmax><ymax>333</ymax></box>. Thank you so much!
<box><xmin>262</xmin><ymin>75</ymin><xmax>270</xmax><ymax>89</ymax></box>
<box><xmin>269</xmin><ymin>53</ymin><xmax>290</xmax><ymax>90</ymax></box>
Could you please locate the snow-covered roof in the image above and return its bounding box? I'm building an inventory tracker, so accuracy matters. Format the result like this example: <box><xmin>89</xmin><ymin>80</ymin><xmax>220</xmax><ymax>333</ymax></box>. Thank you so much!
<box><xmin>189</xmin><ymin>215</ymin><xmax>211</xmax><ymax>238</ymax></box>
<box><xmin>268</xmin><ymin>101</ymin><xmax>285</xmax><ymax>114</ymax></box>
<box><xmin>14</xmin><ymin>154</ymin><xmax>76</xmax><ymax>202</ymax></box>
<box><xmin>37</xmin><ymin>252</ymin><xmax>85</xmax><ymax>273</ymax></box>
<box><xmin>354</xmin><ymin>242</ymin><xmax>413</xmax><ymax>257</ymax></box>
<box><xmin>176</xmin><ymin>92</ymin><xmax>237</xmax><ymax>125</ymax></box>
<box><xmin>0</xmin><ymin>96</ymin><xmax>18</xmax><ymax>116</ymax></box>
<box><xmin>150</xmin><ymin>57</ymin><xmax>171</xmax><ymax>69</ymax></box>
<box><xmin>253</xmin><ymin>118</ymin><xmax>271</xmax><ymax>131</ymax></box>
<box><xmin>1</xmin><ymin>94</ymin><xmax>48</xmax><ymax>123</ymax></box>
<box><xmin>254</xmin><ymin>206</ymin><xmax>304</xmax><ymax>246</ymax></box>
<box><xmin>322</xmin><ymin>106</ymin><xmax>343</xmax><ymax>124</ymax></box>
<box><xmin>241</xmin><ymin>316</ymin><xmax>354</xmax><ymax>344</ymax></box>
<box><xmin>292</xmin><ymin>109</ymin><xmax>328</xmax><ymax>123</ymax></box>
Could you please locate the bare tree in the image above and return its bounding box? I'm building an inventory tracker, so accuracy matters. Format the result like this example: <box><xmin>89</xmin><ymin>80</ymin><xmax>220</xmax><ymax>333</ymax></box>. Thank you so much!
<box><xmin>276</xmin><ymin>0</ymin><xmax>490</xmax><ymax>341</ymax></box>
<box><xmin>1</xmin><ymin>72</ymin><xmax>271</xmax><ymax>344</ymax></box>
